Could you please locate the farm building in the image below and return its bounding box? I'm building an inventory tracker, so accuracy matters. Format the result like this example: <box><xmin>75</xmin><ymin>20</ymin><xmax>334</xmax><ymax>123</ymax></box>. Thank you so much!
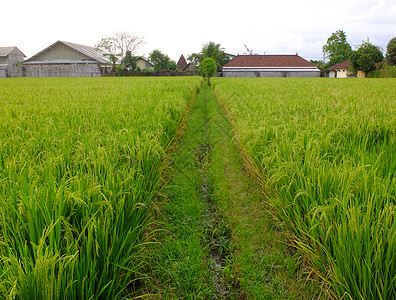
<box><xmin>327</xmin><ymin>60</ymin><xmax>354</xmax><ymax>78</ymax></box>
<box><xmin>177</xmin><ymin>55</ymin><xmax>194</xmax><ymax>71</ymax></box>
<box><xmin>23</xmin><ymin>41</ymin><xmax>110</xmax><ymax>77</ymax></box>
<box><xmin>0</xmin><ymin>47</ymin><xmax>25</xmax><ymax>78</ymax></box>
<box><xmin>222</xmin><ymin>54</ymin><xmax>320</xmax><ymax>77</ymax></box>
<box><xmin>136</xmin><ymin>57</ymin><xmax>154</xmax><ymax>70</ymax></box>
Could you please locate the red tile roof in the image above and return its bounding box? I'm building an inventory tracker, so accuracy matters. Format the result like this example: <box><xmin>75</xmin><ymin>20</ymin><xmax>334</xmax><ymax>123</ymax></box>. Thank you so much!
<box><xmin>223</xmin><ymin>54</ymin><xmax>317</xmax><ymax>68</ymax></box>
<box><xmin>327</xmin><ymin>59</ymin><xmax>351</xmax><ymax>71</ymax></box>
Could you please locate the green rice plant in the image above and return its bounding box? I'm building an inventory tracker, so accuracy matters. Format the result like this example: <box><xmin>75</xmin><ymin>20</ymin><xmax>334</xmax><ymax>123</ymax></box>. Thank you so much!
<box><xmin>212</xmin><ymin>78</ymin><xmax>396</xmax><ymax>299</ymax></box>
<box><xmin>0</xmin><ymin>77</ymin><xmax>201</xmax><ymax>299</ymax></box>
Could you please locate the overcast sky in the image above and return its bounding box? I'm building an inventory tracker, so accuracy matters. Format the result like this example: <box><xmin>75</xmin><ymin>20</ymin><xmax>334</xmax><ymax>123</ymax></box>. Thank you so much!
<box><xmin>1</xmin><ymin>0</ymin><xmax>395</xmax><ymax>62</ymax></box>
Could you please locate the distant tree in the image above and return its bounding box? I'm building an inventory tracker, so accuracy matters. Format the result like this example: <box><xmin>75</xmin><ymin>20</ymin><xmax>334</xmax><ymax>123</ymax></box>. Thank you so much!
<box><xmin>96</xmin><ymin>31</ymin><xmax>145</xmax><ymax>62</ymax></box>
<box><xmin>386</xmin><ymin>37</ymin><xmax>396</xmax><ymax>65</ymax></box>
<box><xmin>310</xmin><ymin>59</ymin><xmax>325</xmax><ymax>71</ymax></box>
<box><xmin>149</xmin><ymin>49</ymin><xmax>173</xmax><ymax>71</ymax></box>
<box><xmin>122</xmin><ymin>51</ymin><xmax>137</xmax><ymax>70</ymax></box>
<box><xmin>105</xmin><ymin>54</ymin><xmax>119</xmax><ymax>71</ymax></box>
<box><xmin>188</xmin><ymin>42</ymin><xmax>230</xmax><ymax>71</ymax></box>
<box><xmin>168</xmin><ymin>60</ymin><xmax>177</xmax><ymax>70</ymax></box>
<box><xmin>201</xmin><ymin>58</ymin><xmax>217</xmax><ymax>85</ymax></box>
<box><xmin>96</xmin><ymin>38</ymin><xmax>116</xmax><ymax>56</ymax></box>
<box><xmin>323</xmin><ymin>30</ymin><xmax>352</xmax><ymax>69</ymax></box>
<box><xmin>350</xmin><ymin>39</ymin><xmax>384</xmax><ymax>74</ymax></box>
<box><xmin>187</xmin><ymin>53</ymin><xmax>201</xmax><ymax>68</ymax></box>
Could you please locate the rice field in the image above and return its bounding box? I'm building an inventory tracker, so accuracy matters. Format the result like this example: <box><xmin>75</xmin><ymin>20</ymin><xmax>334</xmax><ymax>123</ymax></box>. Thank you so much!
<box><xmin>212</xmin><ymin>78</ymin><xmax>396</xmax><ymax>299</ymax></box>
<box><xmin>0</xmin><ymin>77</ymin><xmax>201</xmax><ymax>299</ymax></box>
<box><xmin>1</xmin><ymin>76</ymin><xmax>395</xmax><ymax>299</ymax></box>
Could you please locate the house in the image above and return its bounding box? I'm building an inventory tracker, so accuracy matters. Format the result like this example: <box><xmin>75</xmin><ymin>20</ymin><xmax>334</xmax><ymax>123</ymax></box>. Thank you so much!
<box><xmin>0</xmin><ymin>47</ymin><xmax>25</xmax><ymax>78</ymax></box>
<box><xmin>136</xmin><ymin>57</ymin><xmax>153</xmax><ymax>70</ymax></box>
<box><xmin>23</xmin><ymin>41</ymin><xmax>110</xmax><ymax>77</ymax></box>
<box><xmin>177</xmin><ymin>55</ymin><xmax>194</xmax><ymax>71</ymax></box>
<box><xmin>327</xmin><ymin>60</ymin><xmax>354</xmax><ymax>78</ymax></box>
<box><xmin>124</xmin><ymin>57</ymin><xmax>153</xmax><ymax>71</ymax></box>
<box><xmin>222</xmin><ymin>54</ymin><xmax>321</xmax><ymax>77</ymax></box>
<box><xmin>177</xmin><ymin>55</ymin><xmax>188</xmax><ymax>70</ymax></box>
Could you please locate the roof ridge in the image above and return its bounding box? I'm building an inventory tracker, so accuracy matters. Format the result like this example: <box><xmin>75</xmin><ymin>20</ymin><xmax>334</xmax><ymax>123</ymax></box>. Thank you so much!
<box><xmin>224</xmin><ymin>54</ymin><xmax>318</xmax><ymax>69</ymax></box>
<box><xmin>25</xmin><ymin>41</ymin><xmax>109</xmax><ymax>64</ymax></box>
<box><xmin>0</xmin><ymin>46</ymin><xmax>26</xmax><ymax>57</ymax></box>
<box><xmin>326</xmin><ymin>59</ymin><xmax>350</xmax><ymax>71</ymax></box>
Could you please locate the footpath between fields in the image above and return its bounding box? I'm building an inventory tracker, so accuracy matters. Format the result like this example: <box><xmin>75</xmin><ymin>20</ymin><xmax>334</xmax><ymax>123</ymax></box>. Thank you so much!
<box><xmin>148</xmin><ymin>84</ymin><xmax>310</xmax><ymax>298</ymax></box>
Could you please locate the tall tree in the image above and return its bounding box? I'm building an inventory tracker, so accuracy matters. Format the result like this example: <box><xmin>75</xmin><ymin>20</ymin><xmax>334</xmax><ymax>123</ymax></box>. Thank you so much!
<box><xmin>149</xmin><ymin>49</ymin><xmax>175</xmax><ymax>71</ymax></box>
<box><xmin>386</xmin><ymin>37</ymin><xmax>396</xmax><ymax>66</ymax></box>
<box><xmin>350</xmin><ymin>39</ymin><xmax>384</xmax><ymax>74</ymax></box>
<box><xmin>323</xmin><ymin>30</ymin><xmax>352</xmax><ymax>68</ymax></box>
<box><xmin>188</xmin><ymin>42</ymin><xmax>230</xmax><ymax>71</ymax></box>
<box><xmin>96</xmin><ymin>31</ymin><xmax>145</xmax><ymax>61</ymax></box>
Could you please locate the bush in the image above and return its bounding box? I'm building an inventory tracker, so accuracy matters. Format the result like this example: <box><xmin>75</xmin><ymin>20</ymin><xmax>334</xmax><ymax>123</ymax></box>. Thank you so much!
<box><xmin>116</xmin><ymin>65</ymin><xmax>123</xmax><ymax>76</ymax></box>
<box><xmin>141</xmin><ymin>68</ymin><xmax>154</xmax><ymax>76</ymax></box>
<box><xmin>368</xmin><ymin>65</ymin><xmax>396</xmax><ymax>78</ymax></box>
<box><xmin>350</xmin><ymin>40</ymin><xmax>384</xmax><ymax>73</ymax></box>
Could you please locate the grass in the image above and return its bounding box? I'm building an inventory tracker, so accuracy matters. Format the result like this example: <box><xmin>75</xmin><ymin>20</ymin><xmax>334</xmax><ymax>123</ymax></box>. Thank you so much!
<box><xmin>3</xmin><ymin>76</ymin><xmax>392</xmax><ymax>299</ymax></box>
<box><xmin>0</xmin><ymin>77</ymin><xmax>201</xmax><ymax>299</ymax></box>
<box><xmin>212</xmin><ymin>77</ymin><xmax>396</xmax><ymax>299</ymax></box>
<box><xmin>148</xmin><ymin>85</ymin><xmax>216</xmax><ymax>298</ymax></box>
<box><xmin>150</xmin><ymin>84</ymin><xmax>309</xmax><ymax>298</ymax></box>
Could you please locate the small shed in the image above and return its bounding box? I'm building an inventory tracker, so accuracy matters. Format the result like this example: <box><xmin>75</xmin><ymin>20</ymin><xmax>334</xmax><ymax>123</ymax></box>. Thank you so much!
<box><xmin>327</xmin><ymin>60</ymin><xmax>354</xmax><ymax>78</ymax></box>
<box><xmin>0</xmin><ymin>47</ymin><xmax>25</xmax><ymax>77</ymax></box>
<box><xmin>23</xmin><ymin>41</ymin><xmax>110</xmax><ymax>77</ymax></box>
<box><xmin>222</xmin><ymin>54</ymin><xmax>320</xmax><ymax>77</ymax></box>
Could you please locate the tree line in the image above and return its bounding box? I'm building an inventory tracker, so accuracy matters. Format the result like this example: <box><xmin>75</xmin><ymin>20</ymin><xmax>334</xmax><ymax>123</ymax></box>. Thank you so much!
<box><xmin>95</xmin><ymin>31</ymin><xmax>396</xmax><ymax>77</ymax></box>
<box><xmin>95</xmin><ymin>32</ymin><xmax>228</xmax><ymax>75</ymax></box>
<box><xmin>311</xmin><ymin>30</ymin><xmax>396</xmax><ymax>75</ymax></box>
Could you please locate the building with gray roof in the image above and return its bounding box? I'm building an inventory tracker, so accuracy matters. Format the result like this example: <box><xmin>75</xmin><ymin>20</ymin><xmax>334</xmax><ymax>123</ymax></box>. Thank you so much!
<box><xmin>0</xmin><ymin>47</ymin><xmax>25</xmax><ymax>78</ymax></box>
<box><xmin>24</xmin><ymin>41</ymin><xmax>110</xmax><ymax>77</ymax></box>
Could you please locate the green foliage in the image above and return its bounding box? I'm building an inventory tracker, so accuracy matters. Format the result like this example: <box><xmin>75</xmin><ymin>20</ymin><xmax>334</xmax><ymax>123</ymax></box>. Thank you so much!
<box><xmin>350</xmin><ymin>40</ymin><xmax>384</xmax><ymax>73</ymax></box>
<box><xmin>140</xmin><ymin>67</ymin><xmax>154</xmax><ymax>75</ymax></box>
<box><xmin>122</xmin><ymin>51</ymin><xmax>137</xmax><ymax>70</ymax></box>
<box><xmin>212</xmin><ymin>77</ymin><xmax>396</xmax><ymax>300</ymax></box>
<box><xmin>386</xmin><ymin>37</ymin><xmax>396</xmax><ymax>65</ymax></box>
<box><xmin>96</xmin><ymin>37</ymin><xmax>117</xmax><ymax>56</ymax></box>
<box><xmin>151</xmin><ymin>85</ymin><xmax>305</xmax><ymax>298</ymax></box>
<box><xmin>201</xmin><ymin>58</ymin><xmax>216</xmax><ymax>84</ymax></box>
<box><xmin>104</xmin><ymin>53</ymin><xmax>119</xmax><ymax>70</ymax></box>
<box><xmin>116</xmin><ymin>64</ymin><xmax>123</xmax><ymax>76</ymax></box>
<box><xmin>149</xmin><ymin>49</ymin><xmax>173</xmax><ymax>71</ymax></box>
<box><xmin>310</xmin><ymin>60</ymin><xmax>325</xmax><ymax>71</ymax></box>
<box><xmin>188</xmin><ymin>42</ymin><xmax>231</xmax><ymax>71</ymax></box>
<box><xmin>0</xmin><ymin>77</ymin><xmax>202</xmax><ymax>299</ymax></box>
<box><xmin>368</xmin><ymin>65</ymin><xmax>396</xmax><ymax>78</ymax></box>
<box><xmin>322</xmin><ymin>30</ymin><xmax>352</xmax><ymax>67</ymax></box>
<box><xmin>357</xmin><ymin>54</ymin><xmax>375</xmax><ymax>72</ymax></box>
<box><xmin>168</xmin><ymin>60</ymin><xmax>177</xmax><ymax>70</ymax></box>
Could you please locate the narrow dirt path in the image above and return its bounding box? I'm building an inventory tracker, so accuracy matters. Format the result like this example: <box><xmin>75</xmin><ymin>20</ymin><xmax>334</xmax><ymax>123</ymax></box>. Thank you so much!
<box><xmin>149</xmin><ymin>84</ymin><xmax>308</xmax><ymax>299</ymax></box>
